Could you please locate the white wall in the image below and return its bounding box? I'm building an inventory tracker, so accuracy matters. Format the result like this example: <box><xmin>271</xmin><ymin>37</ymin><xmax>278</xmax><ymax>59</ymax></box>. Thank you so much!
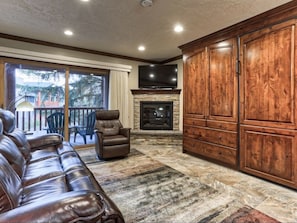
<box><xmin>0</xmin><ymin>38</ymin><xmax>183</xmax><ymax>130</ymax></box>
<box><xmin>166</xmin><ymin>59</ymin><xmax>183</xmax><ymax>131</ymax></box>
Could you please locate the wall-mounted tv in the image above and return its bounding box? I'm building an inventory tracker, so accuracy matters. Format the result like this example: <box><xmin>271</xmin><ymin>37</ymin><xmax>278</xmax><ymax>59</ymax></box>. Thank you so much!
<box><xmin>138</xmin><ymin>64</ymin><xmax>178</xmax><ymax>89</ymax></box>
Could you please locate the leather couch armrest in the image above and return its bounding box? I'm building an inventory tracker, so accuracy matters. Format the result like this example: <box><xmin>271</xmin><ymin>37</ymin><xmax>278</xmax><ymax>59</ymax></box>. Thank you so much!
<box><xmin>28</xmin><ymin>133</ymin><xmax>63</xmax><ymax>151</ymax></box>
<box><xmin>119</xmin><ymin>128</ymin><xmax>131</xmax><ymax>138</ymax></box>
<box><xmin>0</xmin><ymin>191</ymin><xmax>124</xmax><ymax>223</ymax></box>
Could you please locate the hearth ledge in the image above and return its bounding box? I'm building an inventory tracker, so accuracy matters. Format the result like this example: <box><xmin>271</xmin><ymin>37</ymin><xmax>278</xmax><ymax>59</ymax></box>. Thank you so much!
<box><xmin>131</xmin><ymin>130</ymin><xmax>182</xmax><ymax>136</ymax></box>
<box><xmin>131</xmin><ymin>129</ymin><xmax>182</xmax><ymax>145</ymax></box>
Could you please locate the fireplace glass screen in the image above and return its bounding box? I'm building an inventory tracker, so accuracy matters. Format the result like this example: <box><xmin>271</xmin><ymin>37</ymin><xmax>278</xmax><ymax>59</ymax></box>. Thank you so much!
<box><xmin>140</xmin><ymin>101</ymin><xmax>173</xmax><ymax>130</ymax></box>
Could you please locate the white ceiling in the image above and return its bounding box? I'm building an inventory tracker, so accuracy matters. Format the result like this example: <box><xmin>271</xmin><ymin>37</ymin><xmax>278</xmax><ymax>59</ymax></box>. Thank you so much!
<box><xmin>0</xmin><ymin>0</ymin><xmax>293</xmax><ymax>62</ymax></box>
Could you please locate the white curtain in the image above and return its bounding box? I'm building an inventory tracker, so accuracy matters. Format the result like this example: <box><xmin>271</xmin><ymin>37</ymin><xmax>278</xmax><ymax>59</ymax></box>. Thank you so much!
<box><xmin>109</xmin><ymin>70</ymin><xmax>129</xmax><ymax>127</ymax></box>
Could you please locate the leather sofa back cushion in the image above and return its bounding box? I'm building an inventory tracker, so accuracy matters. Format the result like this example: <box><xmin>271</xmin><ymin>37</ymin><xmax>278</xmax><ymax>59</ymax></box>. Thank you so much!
<box><xmin>0</xmin><ymin>109</ymin><xmax>16</xmax><ymax>135</ymax></box>
<box><xmin>0</xmin><ymin>135</ymin><xmax>26</xmax><ymax>177</ymax></box>
<box><xmin>6</xmin><ymin>128</ymin><xmax>31</xmax><ymax>161</ymax></box>
<box><xmin>0</xmin><ymin>109</ymin><xmax>31</xmax><ymax>161</ymax></box>
<box><xmin>0</xmin><ymin>154</ymin><xmax>22</xmax><ymax>213</ymax></box>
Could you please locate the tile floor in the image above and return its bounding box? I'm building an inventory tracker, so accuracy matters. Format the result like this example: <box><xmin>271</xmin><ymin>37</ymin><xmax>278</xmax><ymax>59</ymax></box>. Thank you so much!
<box><xmin>131</xmin><ymin>144</ymin><xmax>297</xmax><ymax>223</ymax></box>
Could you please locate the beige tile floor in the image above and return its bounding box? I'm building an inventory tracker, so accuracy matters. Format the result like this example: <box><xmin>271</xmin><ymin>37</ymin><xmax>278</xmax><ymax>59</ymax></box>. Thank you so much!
<box><xmin>133</xmin><ymin>144</ymin><xmax>297</xmax><ymax>223</ymax></box>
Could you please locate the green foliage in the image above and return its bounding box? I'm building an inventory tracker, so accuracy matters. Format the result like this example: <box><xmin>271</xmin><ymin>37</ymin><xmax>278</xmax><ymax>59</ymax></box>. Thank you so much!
<box><xmin>68</xmin><ymin>74</ymin><xmax>104</xmax><ymax>107</ymax></box>
<box><xmin>14</xmin><ymin>67</ymin><xmax>106</xmax><ymax>108</ymax></box>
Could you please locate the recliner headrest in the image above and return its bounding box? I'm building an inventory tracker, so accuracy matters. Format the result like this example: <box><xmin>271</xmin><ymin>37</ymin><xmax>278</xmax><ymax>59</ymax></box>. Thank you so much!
<box><xmin>0</xmin><ymin>109</ymin><xmax>16</xmax><ymax>134</ymax></box>
<box><xmin>96</xmin><ymin>110</ymin><xmax>120</xmax><ymax>120</ymax></box>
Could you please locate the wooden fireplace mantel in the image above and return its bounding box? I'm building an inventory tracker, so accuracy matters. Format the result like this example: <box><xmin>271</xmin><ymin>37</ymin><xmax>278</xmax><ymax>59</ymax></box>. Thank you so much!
<box><xmin>131</xmin><ymin>89</ymin><xmax>181</xmax><ymax>95</ymax></box>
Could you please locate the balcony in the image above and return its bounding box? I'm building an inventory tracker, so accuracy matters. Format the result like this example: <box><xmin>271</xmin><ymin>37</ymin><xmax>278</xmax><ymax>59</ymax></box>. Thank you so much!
<box><xmin>13</xmin><ymin>107</ymin><xmax>101</xmax><ymax>146</ymax></box>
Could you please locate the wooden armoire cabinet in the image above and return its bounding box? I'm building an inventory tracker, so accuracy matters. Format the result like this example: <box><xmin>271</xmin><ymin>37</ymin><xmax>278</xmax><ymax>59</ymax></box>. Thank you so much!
<box><xmin>183</xmin><ymin>38</ymin><xmax>238</xmax><ymax>169</ymax></box>
<box><xmin>180</xmin><ymin>1</ymin><xmax>297</xmax><ymax>189</ymax></box>
<box><xmin>240</xmin><ymin>20</ymin><xmax>297</xmax><ymax>189</ymax></box>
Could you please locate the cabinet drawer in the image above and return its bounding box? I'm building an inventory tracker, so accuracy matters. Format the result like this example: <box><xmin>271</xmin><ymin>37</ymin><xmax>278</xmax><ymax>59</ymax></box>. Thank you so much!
<box><xmin>183</xmin><ymin>137</ymin><xmax>237</xmax><ymax>168</ymax></box>
<box><xmin>184</xmin><ymin>126</ymin><xmax>237</xmax><ymax>148</ymax></box>
<box><xmin>206</xmin><ymin>120</ymin><xmax>237</xmax><ymax>131</ymax></box>
<box><xmin>184</xmin><ymin>118</ymin><xmax>206</xmax><ymax>127</ymax></box>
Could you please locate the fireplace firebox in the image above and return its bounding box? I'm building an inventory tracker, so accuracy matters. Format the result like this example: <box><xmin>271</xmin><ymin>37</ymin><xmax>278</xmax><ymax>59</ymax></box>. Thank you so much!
<box><xmin>140</xmin><ymin>101</ymin><xmax>173</xmax><ymax>130</ymax></box>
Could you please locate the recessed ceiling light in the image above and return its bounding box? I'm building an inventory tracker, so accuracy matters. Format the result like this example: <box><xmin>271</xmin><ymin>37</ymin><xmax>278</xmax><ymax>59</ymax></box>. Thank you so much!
<box><xmin>64</xmin><ymin>30</ymin><xmax>73</xmax><ymax>36</ymax></box>
<box><xmin>138</xmin><ymin>45</ymin><xmax>146</xmax><ymax>51</ymax></box>
<box><xmin>80</xmin><ymin>0</ymin><xmax>90</xmax><ymax>2</ymax></box>
<box><xmin>140</xmin><ymin>0</ymin><xmax>153</xmax><ymax>7</ymax></box>
<box><xmin>174</xmin><ymin>24</ymin><xmax>184</xmax><ymax>33</ymax></box>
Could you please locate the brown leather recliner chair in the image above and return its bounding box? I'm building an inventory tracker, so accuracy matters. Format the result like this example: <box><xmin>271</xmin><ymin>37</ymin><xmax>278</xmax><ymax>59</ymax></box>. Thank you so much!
<box><xmin>94</xmin><ymin>110</ymin><xmax>130</xmax><ymax>159</ymax></box>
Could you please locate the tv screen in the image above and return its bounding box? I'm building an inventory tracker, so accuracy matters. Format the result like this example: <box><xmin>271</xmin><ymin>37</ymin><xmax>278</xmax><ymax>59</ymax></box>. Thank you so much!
<box><xmin>138</xmin><ymin>64</ymin><xmax>178</xmax><ymax>89</ymax></box>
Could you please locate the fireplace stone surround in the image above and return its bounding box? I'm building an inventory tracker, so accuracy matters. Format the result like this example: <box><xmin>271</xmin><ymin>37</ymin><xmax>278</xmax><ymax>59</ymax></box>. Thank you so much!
<box><xmin>131</xmin><ymin>89</ymin><xmax>182</xmax><ymax>145</ymax></box>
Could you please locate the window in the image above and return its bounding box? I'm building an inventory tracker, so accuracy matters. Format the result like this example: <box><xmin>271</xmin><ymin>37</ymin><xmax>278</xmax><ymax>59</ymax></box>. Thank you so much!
<box><xmin>69</xmin><ymin>70</ymin><xmax>109</xmax><ymax>109</ymax></box>
<box><xmin>4</xmin><ymin>60</ymin><xmax>109</xmax><ymax>146</ymax></box>
<box><xmin>68</xmin><ymin>69</ymin><xmax>109</xmax><ymax>139</ymax></box>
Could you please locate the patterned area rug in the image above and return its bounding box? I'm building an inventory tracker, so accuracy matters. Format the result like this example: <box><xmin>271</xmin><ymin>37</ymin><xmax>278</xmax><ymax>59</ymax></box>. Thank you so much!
<box><xmin>221</xmin><ymin>206</ymin><xmax>281</xmax><ymax>223</ymax></box>
<box><xmin>78</xmin><ymin>149</ymin><xmax>281</xmax><ymax>223</ymax></box>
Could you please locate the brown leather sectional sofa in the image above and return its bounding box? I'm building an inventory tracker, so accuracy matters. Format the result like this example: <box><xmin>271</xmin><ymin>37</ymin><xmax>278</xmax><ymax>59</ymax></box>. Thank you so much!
<box><xmin>0</xmin><ymin>109</ymin><xmax>124</xmax><ymax>223</ymax></box>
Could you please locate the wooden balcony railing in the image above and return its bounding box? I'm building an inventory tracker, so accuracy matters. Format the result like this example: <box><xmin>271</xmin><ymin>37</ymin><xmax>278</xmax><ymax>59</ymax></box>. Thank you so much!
<box><xmin>14</xmin><ymin>107</ymin><xmax>103</xmax><ymax>132</ymax></box>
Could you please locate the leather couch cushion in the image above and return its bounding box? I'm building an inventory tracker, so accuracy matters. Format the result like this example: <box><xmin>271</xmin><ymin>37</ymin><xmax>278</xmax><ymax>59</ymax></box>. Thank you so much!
<box><xmin>0</xmin><ymin>154</ymin><xmax>22</xmax><ymax>214</ymax></box>
<box><xmin>6</xmin><ymin>128</ymin><xmax>31</xmax><ymax>161</ymax></box>
<box><xmin>95</xmin><ymin>110</ymin><xmax>123</xmax><ymax>136</ymax></box>
<box><xmin>29</xmin><ymin>147</ymin><xmax>58</xmax><ymax>163</ymax></box>
<box><xmin>23</xmin><ymin>156</ymin><xmax>64</xmax><ymax>186</ymax></box>
<box><xmin>97</xmin><ymin>120</ymin><xmax>121</xmax><ymax>136</ymax></box>
<box><xmin>0</xmin><ymin>110</ymin><xmax>32</xmax><ymax>161</ymax></box>
<box><xmin>0</xmin><ymin>109</ymin><xmax>15</xmax><ymax>134</ymax></box>
<box><xmin>103</xmin><ymin>135</ymin><xmax>129</xmax><ymax>146</ymax></box>
<box><xmin>21</xmin><ymin>175</ymin><xmax>68</xmax><ymax>205</ymax></box>
<box><xmin>95</xmin><ymin>110</ymin><xmax>120</xmax><ymax>120</ymax></box>
<box><xmin>60</xmin><ymin>151</ymin><xmax>85</xmax><ymax>172</ymax></box>
<box><xmin>58</xmin><ymin>142</ymin><xmax>77</xmax><ymax>155</ymax></box>
<box><xmin>100</xmin><ymin>126</ymin><xmax>120</xmax><ymax>136</ymax></box>
<box><xmin>66</xmin><ymin>168</ymin><xmax>104</xmax><ymax>192</ymax></box>
<box><xmin>0</xmin><ymin>135</ymin><xmax>26</xmax><ymax>177</ymax></box>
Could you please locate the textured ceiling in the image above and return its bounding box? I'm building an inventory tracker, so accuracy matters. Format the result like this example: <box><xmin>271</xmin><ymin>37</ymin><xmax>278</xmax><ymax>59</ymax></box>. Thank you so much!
<box><xmin>0</xmin><ymin>0</ymin><xmax>293</xmax><ymax>62</ymax></box>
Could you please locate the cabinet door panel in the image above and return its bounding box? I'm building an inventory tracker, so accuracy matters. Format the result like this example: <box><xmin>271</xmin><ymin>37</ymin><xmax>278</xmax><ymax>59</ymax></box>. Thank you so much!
<box><xmin>240</xmin><ymin>126</ymin><xmax>296</xmax><ymax>187</ymax></box>
<box><xmin>209</xmin><ymin>39</ymin><xmax>237</xmax><ymax>122</ymax></box>
<box><xmin>184</xmin><ymin>48</ymin><xmax>208</xmax><ymax>118</ymax></box>
<box><xmin>240</xmin><ymin>20</ymin><xmax>297</xmax><ymax>128</ymax></box>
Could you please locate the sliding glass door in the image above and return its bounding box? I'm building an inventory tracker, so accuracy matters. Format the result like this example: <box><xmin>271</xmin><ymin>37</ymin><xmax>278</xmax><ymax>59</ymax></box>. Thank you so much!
<box><xmin>68</xmin><ymin>68</ymin><xmax>109</xmax><ymax>144</ymax></box>
<box><xmin>3</xmin><ymin>59</ymin><xmax>109</xmax><ymax>146</ymax></box>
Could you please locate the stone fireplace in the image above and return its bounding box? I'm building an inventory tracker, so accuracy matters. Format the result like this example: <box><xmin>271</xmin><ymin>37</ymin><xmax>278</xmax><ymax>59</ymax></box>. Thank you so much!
<box><xmin>140</xmin><ymin>101</ymin><xmax>173</xmax><ymax>130</ymax></box>
<box><xmin>131</xmin><ymin>89</ymin><xmax>181</xmax><ymax>131</ymax></box>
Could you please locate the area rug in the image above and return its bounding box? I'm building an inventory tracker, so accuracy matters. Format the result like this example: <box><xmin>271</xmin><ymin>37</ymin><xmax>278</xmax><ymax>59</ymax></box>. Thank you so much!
<box><xmin>78</xmin><ymin>148</ymin><xmax>281</xmax><ymax>223</ymax></box>
<box><xmin>78</xmin><ymin>147</ymin><xmax>142</xmax><ymax>164</ymax></box>
<box><xmin>221</xmin><ymin>206</ymin><xmax>281</xmax><ymax>223</ymax></box>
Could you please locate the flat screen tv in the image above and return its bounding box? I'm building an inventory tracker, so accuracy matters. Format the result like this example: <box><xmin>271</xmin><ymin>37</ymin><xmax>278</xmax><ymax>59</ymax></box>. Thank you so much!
<box><xmin>138</xmin><ymin>64</ymin><xmax>178</xmax><ymax>89</ymax></box>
